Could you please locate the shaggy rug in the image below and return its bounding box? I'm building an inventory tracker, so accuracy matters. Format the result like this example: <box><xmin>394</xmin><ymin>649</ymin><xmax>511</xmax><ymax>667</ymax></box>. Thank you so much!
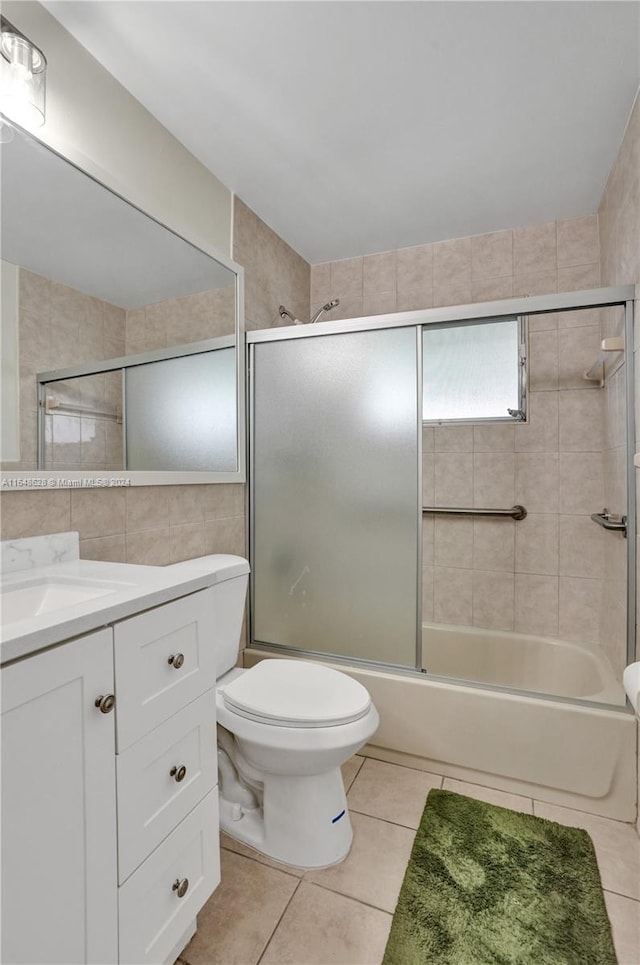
<box><xmin>382</xmin><ymin>789</ymin><xmax>617</xmax><ymax>965</ymax></box>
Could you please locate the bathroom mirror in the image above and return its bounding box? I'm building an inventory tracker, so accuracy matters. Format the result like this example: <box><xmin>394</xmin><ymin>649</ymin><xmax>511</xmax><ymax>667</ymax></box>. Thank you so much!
<box><xmin>0</xmin><ymin>120</ymin><xmax>245</xmax><ymax>485</ymax></box>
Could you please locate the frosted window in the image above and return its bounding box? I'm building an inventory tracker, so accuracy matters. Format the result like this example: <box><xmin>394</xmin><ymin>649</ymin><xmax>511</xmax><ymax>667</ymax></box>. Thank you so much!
<box><xmin>252</xmin><ymin>327</ymin><xmax>420</xmax><ymax>669</ymax></box>
<box><xmin>423</xmin><ymin>318</ymin><xmax>520</xmax><ymax>422</ymax></box>
<box><xmin>125</xmin><ymin>348</ymin><xmax>236</xmax><ymax>470</ymax></box>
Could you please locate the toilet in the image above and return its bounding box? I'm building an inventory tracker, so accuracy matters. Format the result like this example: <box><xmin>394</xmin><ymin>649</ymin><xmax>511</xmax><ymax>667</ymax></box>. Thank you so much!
<box><xmin>171</xmin><ymin>554</ymin><xmax>380</xmax><ymax>869</ymax></box>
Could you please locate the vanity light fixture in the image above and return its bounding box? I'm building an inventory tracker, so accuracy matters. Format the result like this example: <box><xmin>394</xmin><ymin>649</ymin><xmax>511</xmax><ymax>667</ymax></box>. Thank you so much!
<box><xmin>0</xmin><ymin>17</ymin><xmax>46</xmax><ymax>129</ymax></box>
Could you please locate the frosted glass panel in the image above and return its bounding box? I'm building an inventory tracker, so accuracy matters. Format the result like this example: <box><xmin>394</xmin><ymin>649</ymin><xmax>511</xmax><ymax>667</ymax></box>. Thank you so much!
<box><xmin>125</xmin><ymin>348</ymin><xmax>236</xmax><ymax>470</ymax></box>
<box><xmin>423</xmin><ymin>318</ymin><xmax>519</xmax><ymax>421</ymax></box>
<box><xmin>252</xmin><ymin>328</ymin><xmax>419</xmax><ymax>668</ymax></box>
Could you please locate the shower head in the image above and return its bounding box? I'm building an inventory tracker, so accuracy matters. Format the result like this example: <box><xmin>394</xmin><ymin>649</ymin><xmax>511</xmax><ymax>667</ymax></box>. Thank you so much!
<box><xmin>279</xmin><ymin>299</ymin><xmax>340</xmax><ymax>325</ymax></box>
<box><xmin>310</xmin><ymin>298</ymin><xmax>340</xmax><ymax>324</ymax></box>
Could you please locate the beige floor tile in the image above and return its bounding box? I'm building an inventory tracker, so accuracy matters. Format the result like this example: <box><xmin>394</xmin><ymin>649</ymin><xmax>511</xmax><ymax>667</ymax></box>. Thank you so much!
<box><xmin>181</xmin><ymin>850</ymin><xmax>298</xmax><ymax>965</ymax></box>
<box><xmin>533</xmin><ymin>801</ymin><xmax>640</xmax><ymax>901</ymax></box>
<box><xmin>604</xmin><ymin>892</ymin><xmax>640</xmax><ymax>965</ymax></box>
<box><xmin>348</xmin><ymin>758</ymin><xmax>442</xmax><ymax>828</ymax></box>
<box><xmin>260</xmin><ymin>881</ymin><xmax>392</xmax><ymax>965</ymax></box>
<box><xmin>220</xmin><ymin>830</ymin><xmax>305</xmax><ymax>877</ymax></box>
<box><xmin>304</xmin><ymin>811</ymin><xmax>415</xmax><ymax>913</ymax></box>
<box><xmin>442</xmin><ymin>778</ymin><xmax>534</xmax><ymax>814</ymax></box>
<box><xmin>342</xmin><ymin>754</ymin><xmax>365</xmax><ymax>792</ymax></box>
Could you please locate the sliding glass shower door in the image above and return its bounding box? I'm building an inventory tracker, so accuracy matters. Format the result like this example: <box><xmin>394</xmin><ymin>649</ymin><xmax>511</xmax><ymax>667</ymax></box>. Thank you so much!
<box><xmin>251</xmin><ymin>326</ymin><xmax>420</xmax><ymax>669</ymax></box>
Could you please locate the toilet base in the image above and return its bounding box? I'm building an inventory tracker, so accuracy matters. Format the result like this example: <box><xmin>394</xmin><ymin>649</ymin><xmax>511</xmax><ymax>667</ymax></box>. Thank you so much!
<box><xmin>219</xmin><ymin>765</ymin><xmax>353</xmax><ymax>869</ymax></box>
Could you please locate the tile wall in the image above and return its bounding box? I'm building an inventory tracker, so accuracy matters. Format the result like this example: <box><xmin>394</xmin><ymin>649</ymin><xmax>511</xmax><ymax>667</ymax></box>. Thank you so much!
<box><xmin>598</xmin><ymin>88</ymin><xmax>639</xmax><ymax>833</ymax></box>
<box><xmin>233</xmin><ymin>198</ymin><xmax>310</xmax><ymax>330</ymax></box>
<box><xmin>310</xmin><ymin>217</ymin><xmax>600</xmax><ymax>318</ymax></box>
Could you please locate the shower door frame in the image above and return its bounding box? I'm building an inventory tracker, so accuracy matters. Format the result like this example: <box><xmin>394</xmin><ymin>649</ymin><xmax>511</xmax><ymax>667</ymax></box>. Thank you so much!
<box><xmin>247</xmin><ymin>284</ymin><xmax>637</xmax><ymax>709</ymax></box>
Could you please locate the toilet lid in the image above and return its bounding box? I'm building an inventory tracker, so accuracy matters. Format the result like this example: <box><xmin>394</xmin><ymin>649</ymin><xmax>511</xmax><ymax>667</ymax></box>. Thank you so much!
<box><xmin>221</xmin><ymin>659</ymin><xmax>372</xmax><ymax>728</ymax></box>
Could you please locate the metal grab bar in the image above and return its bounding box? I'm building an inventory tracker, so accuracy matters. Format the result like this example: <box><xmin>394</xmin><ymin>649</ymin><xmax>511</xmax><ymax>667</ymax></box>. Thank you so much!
<box><xmin>590</xmin><ymin>509</ymin><xmax>627</xmax><ymax>537</ymax></box>
<box><xmin>422</xmin><ymin>505</ymin><xmax>527</xmax><ymax>521</ymax></box>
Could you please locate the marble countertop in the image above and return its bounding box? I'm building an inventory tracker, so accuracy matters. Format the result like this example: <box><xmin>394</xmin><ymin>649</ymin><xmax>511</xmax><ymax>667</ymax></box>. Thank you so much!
<box><xmin>0</xmin><ymin>534</ymin><xmax>246</xmax><ymax>664</ymax></box>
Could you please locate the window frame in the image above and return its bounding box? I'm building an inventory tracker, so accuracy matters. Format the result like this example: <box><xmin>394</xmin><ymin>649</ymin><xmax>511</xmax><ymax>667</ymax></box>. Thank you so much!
<box><xmin>421</xmin><ymin>314</ymin><xmax>528</xmax><ymax>426</ymax></box>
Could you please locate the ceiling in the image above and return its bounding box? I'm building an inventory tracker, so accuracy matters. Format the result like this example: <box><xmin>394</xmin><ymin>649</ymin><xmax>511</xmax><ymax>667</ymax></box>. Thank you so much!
<box><xmin>45</xmin><ymin>1</ymin><xmax>640</xmax><ymax>265</ymax></box>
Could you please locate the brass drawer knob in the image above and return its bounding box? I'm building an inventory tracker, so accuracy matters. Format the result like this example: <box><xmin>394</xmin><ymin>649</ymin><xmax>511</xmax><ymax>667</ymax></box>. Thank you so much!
<box><xmin>94</xmin><ymin>694</ymin><xmax>115</xmax><ymax>714</ymax></box>
<box><xmin>168</xmin><ymin>653</ymin><xmax>185</xmax><ymax>670</ymax></box>
<box><xmin>170</xmin><ymin>765</ymin><xmax>187</xmax><ymax>783</ymax></box>
<box><xmin>172</xmin><ymin>877</ymin><xmax>189</xmax><ymax>899</ymax></box>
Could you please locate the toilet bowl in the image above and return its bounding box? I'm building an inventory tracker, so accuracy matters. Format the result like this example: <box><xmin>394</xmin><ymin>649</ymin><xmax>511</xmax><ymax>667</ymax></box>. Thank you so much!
<box><xmin>169</xmin><ymin>554</ymin><xmax>380</xmax><ymax>869</ymax></box>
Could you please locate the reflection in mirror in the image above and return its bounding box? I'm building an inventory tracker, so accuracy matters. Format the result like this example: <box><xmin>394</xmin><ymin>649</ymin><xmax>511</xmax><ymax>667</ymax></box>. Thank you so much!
<box><xmin>39</xmin><ymin>339</ymin><xmax>236</xmax><ymax>472</ymax></box>
<box><xmin>0</xmin><ymin>121</ymin><xmax>243</xmax><ymax>479</ymax></box>
<box><xmin>125</xmin><ymin>346</ymin><xmax>236</xmax><ymax>471</ymax></box>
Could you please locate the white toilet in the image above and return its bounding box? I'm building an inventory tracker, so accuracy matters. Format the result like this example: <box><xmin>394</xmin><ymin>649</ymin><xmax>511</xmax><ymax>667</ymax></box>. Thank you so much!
<box><xmin>172</xmin><ymin>554</ymin><xmax>380</xmax><ymax>869</ymax></box>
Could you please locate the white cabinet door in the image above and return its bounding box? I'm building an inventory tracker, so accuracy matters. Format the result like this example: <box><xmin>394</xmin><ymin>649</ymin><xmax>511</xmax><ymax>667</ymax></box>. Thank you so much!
<box><xmin>1</xmin><ymin>629</ymin><xmax>118</xmax><ymax>965</ymax></box>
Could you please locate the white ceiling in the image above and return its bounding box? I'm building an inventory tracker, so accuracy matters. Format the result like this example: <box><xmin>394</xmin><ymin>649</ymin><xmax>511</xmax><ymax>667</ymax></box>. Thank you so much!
<box><xmin>45</xmin><ymin>1</ymin><xmax>640</xmax><ymax>265</ymax></box>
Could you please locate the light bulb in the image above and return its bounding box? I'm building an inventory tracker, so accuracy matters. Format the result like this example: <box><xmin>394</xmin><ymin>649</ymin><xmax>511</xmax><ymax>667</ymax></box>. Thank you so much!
<box><xmin>0</xmin><ymin>26</ymin><xmax>46</xmax><ymax>128</ymax></box>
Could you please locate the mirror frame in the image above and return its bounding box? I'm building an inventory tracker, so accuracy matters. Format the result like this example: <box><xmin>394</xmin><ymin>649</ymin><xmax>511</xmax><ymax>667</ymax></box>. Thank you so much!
<box><xmin>0</xmin><ymin>119</ymin><xmax>246</xmax><ymax>488</ymax></box>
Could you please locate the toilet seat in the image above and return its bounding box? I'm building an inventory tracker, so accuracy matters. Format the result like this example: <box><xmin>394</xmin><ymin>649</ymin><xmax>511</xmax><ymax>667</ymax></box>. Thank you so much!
<box><xmin>221</xmin><ymin>659</ymin><xmax>372</xmax><ymax>728</ymax></box>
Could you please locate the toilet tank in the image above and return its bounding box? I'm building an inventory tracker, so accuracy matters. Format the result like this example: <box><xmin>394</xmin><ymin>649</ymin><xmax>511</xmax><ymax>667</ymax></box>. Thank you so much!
<box><xmin>168</xmin><ymin>555</ymin><xmax>250</xmax><ymax>678</ymax></box>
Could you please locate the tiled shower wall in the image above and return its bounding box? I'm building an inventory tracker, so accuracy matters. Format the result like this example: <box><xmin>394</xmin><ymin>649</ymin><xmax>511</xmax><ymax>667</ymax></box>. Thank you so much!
<box><xmin>233</xmin><ymin>197</ymin><xmax>310</xmax><ymax>330</ymax></box>
<box><xmin>312</xmin><ymin>218</ymin><xmax>612</xmax><ymax>646</ymax></box>
<box><xmin>597</xmin><ymin>88</ymin><xmax>639</xmax><ymax>832</ymax></box>
<box><xmin>310</xmin><ymin>217</ymin><xmax>600</xmax><ymax>318</ymax></box>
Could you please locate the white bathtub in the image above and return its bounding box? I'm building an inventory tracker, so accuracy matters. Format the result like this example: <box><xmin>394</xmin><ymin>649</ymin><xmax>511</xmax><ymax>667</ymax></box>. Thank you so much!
<box><xmin>421</xmin><ymin>623</ymin><xmax>625</xmax><ymax>705</ymax></box>
<box><xmin>245</xmin><ymin>632</ymin><xmax>637</xmax><ymax>822</ymax></box>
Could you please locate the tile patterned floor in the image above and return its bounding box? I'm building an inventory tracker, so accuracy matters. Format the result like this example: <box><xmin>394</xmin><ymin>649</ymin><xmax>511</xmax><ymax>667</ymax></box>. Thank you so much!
<box><xmin>178</xmin><ymin>756</ymin><xmax>640</xmax><ymax>965</ymax></box>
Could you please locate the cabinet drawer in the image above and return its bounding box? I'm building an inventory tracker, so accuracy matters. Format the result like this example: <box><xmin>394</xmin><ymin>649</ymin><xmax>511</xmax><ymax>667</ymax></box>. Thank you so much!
<box><xmin>114</xmin><ymin>590</ymin><xmax>215</xmax><ymax>751</ymax></box>
<box><xmin>118</xmin><ymin>788</ymin><xmax>220</xmax><ymax>965</ymax></box>
<box><xmin>117</xmin><ymin>690</ymin><xmax>217</xmax><ymax>883</ymax></box>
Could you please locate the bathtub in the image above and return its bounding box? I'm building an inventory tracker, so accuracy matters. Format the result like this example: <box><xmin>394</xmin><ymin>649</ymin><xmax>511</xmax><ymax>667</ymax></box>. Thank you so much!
<box><xmin>421</xmin><ymin>623</ymin><xmax>625</xmax><ymax>705</ymax></box>
<box><xmin>245</xmin><ymin>631</ymin><xmax>637</xmax><ymax>822</ymax></box>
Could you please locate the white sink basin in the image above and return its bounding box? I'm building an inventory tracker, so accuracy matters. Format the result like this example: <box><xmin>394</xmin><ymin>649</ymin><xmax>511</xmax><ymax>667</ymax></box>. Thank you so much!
<box><xmin>1</xmin><ymin>577</ymin><xmax>119</xmax><ymax>624</ymax></box>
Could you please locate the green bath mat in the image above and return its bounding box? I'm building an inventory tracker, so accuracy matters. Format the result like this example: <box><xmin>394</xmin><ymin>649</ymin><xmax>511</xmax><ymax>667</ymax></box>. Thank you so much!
<box><xmin>383</xmin><ymin>789</ymin><xmax>617</xmax><ymax>965</ymax></box>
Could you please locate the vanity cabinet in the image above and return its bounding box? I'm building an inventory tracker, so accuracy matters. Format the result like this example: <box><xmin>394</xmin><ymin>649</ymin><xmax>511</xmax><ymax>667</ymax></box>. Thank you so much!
<box><xmin>1</xmin><ymin>590</ymin><xmax>219</xmax><ymax>965</ymax></box>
